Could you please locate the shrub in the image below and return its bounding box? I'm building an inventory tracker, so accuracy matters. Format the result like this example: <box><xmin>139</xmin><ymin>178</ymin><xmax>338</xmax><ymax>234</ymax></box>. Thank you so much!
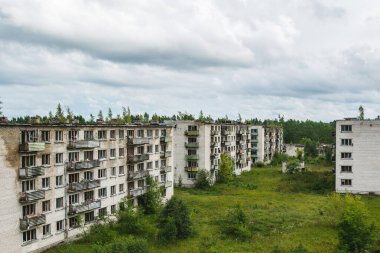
<box><xmin>140</xmin><ymin>176</ymin><xmax>162</xmax><ymax>214</ymax></box>
<box><xmin>109</xmin><ymin>237</ymin><xmax>149</xmax><ymax>253</ymax></box>
<box><xmin>195</xmin><ymin>169</ymin><xmax>211</xmax><ymax>189</ymax></box>
<box><xmin>82</xmin><ymin>223</ymin><xmax>117</xmax><ymax>245</ymax></box>
<box><xmin>254</xmin><ymin>161</ymin><xmax>265</xmax><ymax>168</ymax></box>
<box><xmin>158</xmin><ymin>197</ymin><xmax>192</xmax><ymax>243</ymax></box>
<box><xmin>221</xmin><ymin>204</ymin><xmax>251</xmax><ymax>241</ymax></box>
<box><xmin>289</xmin><ymin>244</ymin><xmax>310</xmax><ymax>253</ymax></box>
<box><xmin>218</xmin><ymin>153</ymin><xmax>234</xmax><ymax>183</ymax></box>
<box><xmin>117</xmin><ymin>208</ymin><xmax>146</xmax><ymax>236</ymax></box>
<box><xmin>336</xmin><ymin>195</ymin><xmax>377</xmax><ymax>253</ymax></box>
<box><xmin>271</xmin><ymin>152</ymin><xmax>289</xmax><ymax>165</ymax></box>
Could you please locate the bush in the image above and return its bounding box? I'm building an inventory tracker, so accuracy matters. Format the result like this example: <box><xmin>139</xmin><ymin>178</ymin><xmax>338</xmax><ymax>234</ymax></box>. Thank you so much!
<box><xmin>117</xmin><ymin>208</ymin><xmax>146</xmax><ymax>236</ymax></box>
<box><xmin>82</xmin><ymin>223</ymin><xmax>117</xmax><ymax>245</ymax></box>
<box><xmin>218</xmin><ymin>153</ymin><xmax>234</xmax><ymax>183</ymax></box>
<box><xmin>140</xmin><ymin>176</ymin><xmax>162</xmax><ymax>214</ymax></box>
<box><xmin>221</xmin><ymin>205</ymin><xmax>251</xmax><ymax>241</ymax></box>
<box><xmin>271</xmin><ymin>152</ymin><xmax>289</xmax><ymax>165</ymax></box>
<box><xmin>289</xmin><ymin>244</ymin><xmax>310</xmax><ymax>253</ymax></box>
<box><xmin>255</xmin><ymin>161</ymin><xmax>265</xmax><ymax>168</ymax></box>
<box><xmin>336</xmin><ymin>195</ymin><xmax>377</xmax><ymax>253</ymax></box>
<box><xmin>109</xmin><ymin>237</ymin><xmax>149</xmax><ymax>253</ymax></box>
<box><xmin>158</xmin><ymin>197</ymin><xmax>192</xmax><ymax>243</ymax></box>
<box><xmin>195</xmin><ymin>169</ymin><xmax>211</xmax><ymax>189</ymax></box>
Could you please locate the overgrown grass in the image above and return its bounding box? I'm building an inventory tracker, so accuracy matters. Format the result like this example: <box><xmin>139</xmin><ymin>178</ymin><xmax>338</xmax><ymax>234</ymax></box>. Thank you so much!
<box><xmin>45</xmin><ymin>164</ymin><xmax>380</xmax><ymax>253</ymax></box>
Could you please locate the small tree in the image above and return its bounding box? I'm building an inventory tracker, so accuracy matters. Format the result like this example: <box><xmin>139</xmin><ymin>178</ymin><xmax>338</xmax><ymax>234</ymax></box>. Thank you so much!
<box><xmin>66</xmin><ymin>106</ymin><xmax>74</xmax><ymax>122</ymax></box>
<box><xmin>221</xmin><ymin>204</ymin><xmax>251</xmax><ymax>241</ymax></box>
<box><xmin>218</xmin><ymin>153</ymin><xmax>234</xmax><ymax>183</ymax></box>
<box><xmin>336</xmin><ymin>194</ymin><xmax>377</xmax><ymax>253</ymax></box>
<box><xmin>98</xmin><ymin>110</ymin><xmax>104</xmax><ymax>121</ymax></box>
<box><xmin>107</xmin><ymin>108</ymin><xmax>113</xmax><ymax>122</ymax></box>
<box><xmin>55</xmin><ymin>103</ymin><xmax>66</xmax><ymax>123</ymax></box>
<box><xmin>358</xmin><ymin>105</ymin><xmax>364</xmax><ymax>120</ymax></box>
<box><xmin>195</xmin><ymin>169</ymin><xmax>211</xmax><ymax>189</ymax></box>
<box><xmin>286</xmin><ymin>159</ymin><xmax>301</xmax><ymax>173</ymax></box>
<box><xmin>158</xmin><ymin>197</ymin><xmax>192</xmax><ymax>243</ymax></box>
<box><xmin>140</xmin><ymin>176</ymin><xmax>162</xmax><ymax>214</ymax></box>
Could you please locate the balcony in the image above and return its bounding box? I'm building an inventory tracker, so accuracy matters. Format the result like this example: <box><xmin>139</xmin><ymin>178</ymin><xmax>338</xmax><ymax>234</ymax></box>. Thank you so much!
<box><xmin>251</xmin><ymin>154</ymin><xmax>258</xmax><ymax>158</ymax></box>
<box><xmin>160</xmin><ymin>166</ymin><xmax>172</xmax><ymax>173</ymax></box>
<box><xmin>184</xmin><ymin>130</ymin><xmax>199</xmax><ymax>136</ymax></box>
<box><xmin>160</xmin><ymin>181</ymin><xmax>173</xmax><ymax>188</ymax></box>
<box><xmin>67</xmin><ymin>140</ymin><xmax>100</xmax><ymax>149</ymax></box>
<box><xmin>185</xmin><ymin>167</ymin><xmax>199</xmax><ymax>172</ymax></box>
<box><xmin>222</xmin><ymin>130</ymin><xmax>232</xmax><ymax>135</ymax></box>
<box><xmin>251</xmin><ymin>131</ymin><xmax>258</xmax><ymax>136</ymax></box>
<box><xmin>251</xmin><ymin>139</ymin><xmax>258</xmax><ymax>143</ymax></box>
<box><xmin>127</xmin><ymin>154</ymin><xmax>150</xmax><ymax>163</ymax></box>
<box><xmin>185</xmin><ymin>154</ymin><xmax>199</xmax><ymax>161</ymax></box>
<box><xmin>160</xmin><ymin>151</ymin><xmax>172</xmax><ymax>158</ymax></box>
<box><xmin>68</xmin><ymin>200</ymin><xmax>101</xmax><ymax>215</ymax></box>
<box><xmin>129</xmin><ymin>187</ymin><xmax>148</xmax><ymax>197</ymax></box>
<box><xmin>66</xmin><ymin>160</ymin><xmax>101</xmax><ymax>171</ymax></box>
<box><xmin>19</xmin><ymin>166</ymin><xmax>44</xmax><ymax>179</ymax></box>
<box><xmin>20</xmin><ymin>214</ymin><xmax>46</xmax><ymax>231</ymax></box>
<box><xmin>237</xmin><ymin>149</ymin><xmax>245</xmax><ymax>154</ymax></box>
<box><xmin>211</xmin><ymin>164</ymin><xmax>218</xmax><ymax>171</ymax></box>
<box><xmin>251</xmin><ymin>146</ymin><xmax>258</xmax><ymax>150</ymax></box>
<box><xmin>67</xmin><ymin>180</ymin><xmax>101</xmax><ymax>193</ymax></box>
<box><xmin>128</xmin><ymin>170</ymin><xmax>147</xmax><ymax>180</ymax></box>
<box><xmin>127</xmin><ymin>137</ymin><xmax>150</xmax><ymax>146</ymax></box>
<box><xmin>160</xmin><ymin>136</ymin><xmax>171</xmax><ymax>143</ymax></box>
<box><xmin>222</xmin><ymin>141</ymin><xmax>231</xmax><ymax>146</ymax></box>
<box><xmin>211</xmin><ymin>130</ymin><xmax>220</xmax><ymax>135</ymax></box>
<box><xmin>19</xmin><ymin>190</ymin><xmax>45</xmax><ymax>203</ymax></box>
<box><xmin>19</xmin><ymin>142</ymin><xmax>45</xmax><ymax>152</ymax></box>
<box><xmin>185</xmin><ymin>142</ymin><xmax>199</xmax><ymax>148</ymax></box>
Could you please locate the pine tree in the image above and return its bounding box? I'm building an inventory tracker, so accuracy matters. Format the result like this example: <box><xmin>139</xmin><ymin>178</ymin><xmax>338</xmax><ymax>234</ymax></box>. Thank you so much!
<box><xmin>66</xmin><ymin>107</ymin><xmax>74</xmax><ymax>122</ymax></box>
<box><xmin>55</xmin><ymin>103</ymin><xmax>65</xmax><ymax>123</ymax></box>
<box><xmin>358</xmin><ymin>105</ymin><xmax>364</xmax><ymax>120</ymax></box>
<box><xmin>107</xmin><ymin>108</ymin><xmax>113</xmax><ymax>122</ymax></box>
<box><xmin>98</xmin><ymin>110</ymin><xmax>104</xmax><ymax>121</ymax></box>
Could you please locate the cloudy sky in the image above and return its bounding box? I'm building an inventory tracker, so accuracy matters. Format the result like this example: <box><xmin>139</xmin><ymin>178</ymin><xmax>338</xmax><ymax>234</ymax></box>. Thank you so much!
<box><xmin>1</xmin><ymin>0</ymin><xmax>380</xmax><ymax>121</ymax></box>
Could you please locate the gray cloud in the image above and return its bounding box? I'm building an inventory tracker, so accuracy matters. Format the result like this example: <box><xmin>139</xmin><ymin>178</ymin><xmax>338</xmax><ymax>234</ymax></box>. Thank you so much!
<box><xmin>0</xmin><ymin>0</ymin><xmax>380</xmax><ymax>121</ymax></box>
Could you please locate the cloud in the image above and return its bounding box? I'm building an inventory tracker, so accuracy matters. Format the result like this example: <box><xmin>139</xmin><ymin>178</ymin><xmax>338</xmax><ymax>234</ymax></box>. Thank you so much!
<box><xmin>0</xmin><ymin>0</ymin><xmax>380</xmax><ymax>121</ymax></box>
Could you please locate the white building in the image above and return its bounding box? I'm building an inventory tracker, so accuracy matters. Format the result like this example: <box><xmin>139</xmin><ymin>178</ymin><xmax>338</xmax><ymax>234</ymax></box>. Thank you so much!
<box><xmin>264</xmin><ymin>126</ymin><xmax>284</xmax><ymax>164</ymax></box>
<box><xmin>0</xmin><ymin>121</ymin><xmax>174</xmax><ymax>253</ymax></box>
<box><xmin>170</xmin><ymin>121</ymin><xmax>255</xmax><ymax>187</ymax></box>
<box><xmin>336</xmin><ymin>119</ymin><xmax>380</xmax><ymax>194</ymax></box>
<box><xmin>284</xmin><ymin>144</ymin><xmax>304</xmax><ymax>158</ymax></box>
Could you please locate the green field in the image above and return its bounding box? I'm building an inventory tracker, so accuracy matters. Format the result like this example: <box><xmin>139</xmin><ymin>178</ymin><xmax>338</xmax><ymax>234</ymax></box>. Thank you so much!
<box><xmin>46</xmin><ymin>165</ymin><xmax>380</xmax><ymax>253</ymax></box>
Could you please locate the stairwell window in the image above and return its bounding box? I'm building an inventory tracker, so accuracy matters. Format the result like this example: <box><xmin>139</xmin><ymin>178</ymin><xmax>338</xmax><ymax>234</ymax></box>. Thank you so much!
<box><xmin>42</xmin><ymin>154</ymin><xmax>50</xmax><ymax>166</ymax></box>
<box><xmin>56</xmin><ymin>197</ymin><xmax>64</xmax><ymax>209</ymax></box>
<box><xmin>42</xmin><ymin>224</ymin><xmax>51</xmax><ymax>237</ymax></box>
<box><xmin>56</xmin><ymin>175</ymin><xmax>63</xmax><ymax>187</ymax></box>
<box><xmin>341</xmin><ymin>139</ymin><xmax>353</xmax><ymax>146</ymax></box>
<box><xmin>55</xmin><ymin>131</ymin><xmax>63</xmax><ymax>142</ymax></box>
<box><xmin>56</xmin><ymin>220</ymin><xmax>64</xmax><ymax>232</ymax></box>
<box><xmin>341</xmin><ymin>166</ymin><xmax>352</xmax><ymax>173</ymax></box>
<box><xmin>55</xmin><ymin>153</ymin><xmax>63</xmax><ymax>164</ymax></box>
<box><xmin>42</xmin><ymin>200</ymin><xmax>50</xmax><ymax>212</ymax></box>
<box><xmin>42</xmin><ymin>177</ymin><xmax>50</xmax><ymax>189</ymax></box>
<box><xmin>341</xmin><ymin>152</ymin><xmax>352</xmax><ymax>159</ymax></box>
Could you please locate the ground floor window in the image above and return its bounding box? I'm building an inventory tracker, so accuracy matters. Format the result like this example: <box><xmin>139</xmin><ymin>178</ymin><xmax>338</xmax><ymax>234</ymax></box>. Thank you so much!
<box><xmin>85</xmin><ymin>211</ymin><xmax>95</xmax><ymax>224</ymax></box>
<box><xmin>69</xmin><ymin>216</ymin><xmax>79</xmax><ymax>228</ymax></box>
<box><xmin>42</xmin><ymin>224</ymin><xmax>51</xmax><ymax>237</ymax></box>
<box><xmin>56</xmin><ymin>220</ymin><xmax>64</xmax><ymax>232</ymax></box>
<box><xmin>341</xmin><ymin>179</ymin><xmax>352</xmax><ymax>186</ymax></box>
<box><xmin>99</xmin><ymin>207</ymin><xmax>107</xmax><ymax>218</ymax></box>
<box><xmin>188</xmin><ymin>172</ymin><xmax>196</xmax><ymax>179</ymax></box>
<box><xmin>23</xmin><ymin>229</ymin><xmax>36</xmax><ymax>243</ymax></box>
<box><xmin>111</xmin><ymin>205</ymin><xmax>116</xmax><ymax>214</ymax></box>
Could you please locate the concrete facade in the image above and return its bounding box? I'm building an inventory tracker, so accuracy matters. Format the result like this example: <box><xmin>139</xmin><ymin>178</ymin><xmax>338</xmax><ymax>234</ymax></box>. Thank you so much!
<box><xmin>170</xmin><ymin>121</ymin><xmax>255</xmax><ymax>187</ymax></box>
<box><xmin>0</xmin><ymin>123</ymin><xmax>174</xmax><ymax>253</ymax></box>
<box><xmin>336</xmin><ymin>119</ymin><xmax>380</xmax><ymax>194</ymax></box>
<box><xmin>284</xmin><ymin>144</ymin><xmax>304</xmax><ymax>158</ymax></box>
<box><xmin>264</xmin><ymin>126</ymin><xmax>284</xmax><ymax>164</ymax></box>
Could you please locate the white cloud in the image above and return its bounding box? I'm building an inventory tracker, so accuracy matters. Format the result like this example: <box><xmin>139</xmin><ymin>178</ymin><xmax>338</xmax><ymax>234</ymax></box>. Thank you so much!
<box><xmin>1</xmin><ymin>0</ymin><xmax>380</xmax><ymax>121</ymax></box>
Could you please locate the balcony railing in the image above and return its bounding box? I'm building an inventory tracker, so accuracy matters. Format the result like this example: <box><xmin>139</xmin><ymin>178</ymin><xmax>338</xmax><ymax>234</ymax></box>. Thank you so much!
<box><xmin>160</xmin><ymin>181</ymin><xmax>173</xmax><ymax>188</ymax></box>
<box><xmin>128</xmin><ymin>170</ymin><xmax>147</xmax><ymax>180</ymax></box>
<box><xmin>251</xmin><ymin>139</ymin><xmax>258</xmax><ymax>143</ymax></box>
<box><xmin>20</xmin><ymin>214</ymin><xmax>46</xmax><ymax>231</ymax></box>
<box><xmin>66</xmin><ymin>160</ymin><xmax>101</xmax><ymax>171</ymax></box>
<box><xmin>185</xmin><ymin>154</ymin><xmax>199</xmax><ymax>161</ymax></box>
<box><xmin>160</xmin><ymin>151</ymin><xmax>172</xmax><ymax>158</ymax></box>
<box><xmin>211</xmin><ymin>164</ymin><xmax>218</xmax><ymax>171</ymax></box>
<box><xmin>67</xmin><ymin>140</ymin><xmax>100</xmax><ymax>149</ymax></box>
<box><xmin>251</xmin><ymin>154</ymin><xmax>258</xmax><ymax>158</ymax></box>
<box><xmin>68</xmin><ymin>200</ymin><xmax>101</xmax><ymax>215</ymax></box>
<box><xmin>129</xmin><ymin>186</ymin><xmax>148</xmax><ymax>197</ymax></box>
<box><xmin>211</xmin><ymin>130</ymin><xmax>220</xmax><ymax>135</ymax></box>
<box><xmin>127</xmin><ymin>154</ymin><xmax>150</xmax><ymax>163</ymax></box>
<box><xmin>67</xmin><ymin>180</ymin><xmax>101</xmax><ymax>193</ymax></box>
<box><xmin>222</xmin><ymin>130</ymin><xmax>232</xmax><ymax>135</ymax></box>
<box><xmin>19</xmin><ymin>142</ymin><xmax>45</xmax><ymax>152</ymax></box>
<box><xmin>127</xmin><ymin>137</ymin><xmax>150</xmax><ymax>146</ymax></box>
<box><xmin>19</xmin><ymin>166</ymin><xmax>45</xmax><ymax>179</ymax></box>
<box><xmin>184</xmin><ymin>130</ymin><xmax>199</xmax><ymax>136</ymax></box>
<box><xmin>185</xmin><ymin>167</ymin><xmax>199</xmax><ymax>172</ymax></box>
<box><xmin>251</xmin><ymin>146</ymin><xmax>258</xmax><ymax>150</ymax></box>
<box><xmin>222</xmin><ymin>141</ymin><xmax>231</xmax><ymax>146</ymax></box>
<box><xmin>160</xmin><ymin>166</ymin><xmax>172</xmax><ymax>173</ymax></box>
<box><xmin>19</xmin><ymin>190</ymin><xmax>45</xmax><ymax>203</ymax></box>
<box><xmin>251</xmin><ymin>131</ymin><xmax>258</xmax><ymax>135</ymax></box>
<box><xmin>185</xmin><ymin>142</ymin><xmax>199</xmax><ymax>148</ymax></box>
<box><xmin>160</xmin><ymin>136</ymin><xmax>171</xmax><ymax>143</ymax></box>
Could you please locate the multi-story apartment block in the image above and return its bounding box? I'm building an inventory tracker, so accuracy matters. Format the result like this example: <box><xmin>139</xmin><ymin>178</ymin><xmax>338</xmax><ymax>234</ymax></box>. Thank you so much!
<box><xmin>250</xmin><ymin>126</ymin><xmax>265</xmax><ymax>163</ymax></box>
<box><xmin>0</xmin><ymin>121</ymin><xmax>173</xmax><ymax>253</ymax></box>
<box><xmin>170</xmin><ymin>121</ymin><xmax>254</xmax><ymax>187</ymax></box>
<box><xmin>263</xmin><ymin>126</ymin><xmax>284</xmax><ymax>163</ymax></box>
<box><xmin>336</xmin><ymin>119</ymin><xmax>380</xmax><ymax>194</ymax></box>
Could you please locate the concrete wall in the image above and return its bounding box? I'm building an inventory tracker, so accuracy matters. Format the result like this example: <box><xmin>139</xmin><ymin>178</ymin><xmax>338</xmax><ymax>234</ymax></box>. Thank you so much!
<box><xmin>336</xmin><ymin>120</ymin><xmax>380</xmax><ymax>194</ymax></box>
